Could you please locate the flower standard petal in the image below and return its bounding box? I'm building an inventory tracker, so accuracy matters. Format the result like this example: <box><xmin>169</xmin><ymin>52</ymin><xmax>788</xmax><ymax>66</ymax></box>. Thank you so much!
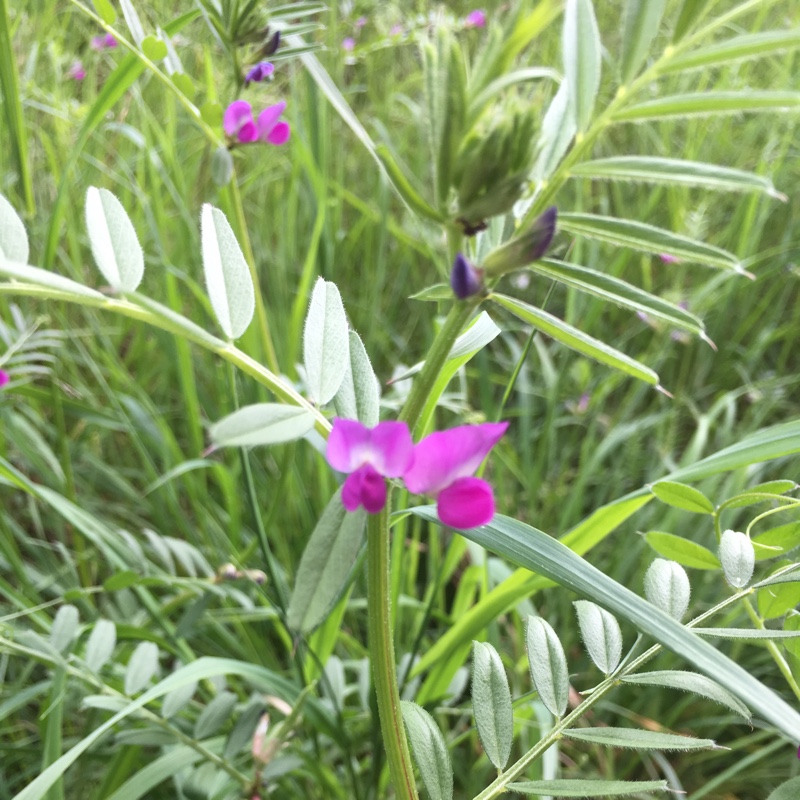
<box><xmin>437</xmin><ymin>477</ymin><xmax>495</xmax><ymax>528</ymax></box>
<box><xmin>403</xmin><ymin>422</ymin><xmax>508</xmax><ymax>496</ymax></box>
<box><xmin>224</xmin><ymin>100</ymin><xmax>254</xmax><ymax>137</ymax></box>
<box><xmin>369</xmin><ymin>421</ymin><xmax>414</xmax><ymax>477</ymax></box>
<box><xmin>266</xmin><ymin>121</ymin><xmax>291</xmax><ymax>145</ymax></box>
<box><xmin>245</xmin><ymin>61</ymin><xmax>274</xmax><ymax>86</ymax></box>
<box><xmin>256</xmin><ymin>101</ymin><xmax>287</xmax><ymax>141</ymax></box>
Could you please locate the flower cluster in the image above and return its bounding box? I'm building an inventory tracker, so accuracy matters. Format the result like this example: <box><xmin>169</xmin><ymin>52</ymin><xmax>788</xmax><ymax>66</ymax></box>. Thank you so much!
<box><xmin>90</xmin><ymin>33</ymin><xmax>117</xmax><ymax>50</ymax></box>
<box><xmin>326</xmin><ymin>418</ymin><xmax>507</xmax><ymax>529</ymax></box>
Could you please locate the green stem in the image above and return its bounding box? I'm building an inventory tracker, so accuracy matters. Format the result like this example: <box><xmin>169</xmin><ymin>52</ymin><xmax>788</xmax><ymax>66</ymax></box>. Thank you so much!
<box><xmin>742</xmin><ymin>597</ymin><xmax>800</xmax><ymax>702</ymax></box>
<box><xmin>399</xmin><ymin>300</ymin><xmax>477</xmax><ymax>433</ymax></box>
<box><xmin>367</xmin><ymin>503</ymin><xmax>419</xmax><ymax>800</ymax></box>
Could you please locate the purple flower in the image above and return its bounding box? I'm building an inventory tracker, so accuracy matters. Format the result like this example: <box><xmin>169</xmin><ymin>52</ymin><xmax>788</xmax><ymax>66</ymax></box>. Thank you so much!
<box><xmin>91</xmin><ymin>32</ymin><xmax>117</xmax><ymax>50</ymax></box>
<box><xmin>67</xmin><ymin>61</ymin><xmax>86</xmax><ymax>81</ymax></box>
<box><xmin>390</xmin><ymin>24</ymin><xmax>403</xmax><ymax>36</ymax></box>
<box><xmin>404</xmin><ymin>422</ymin><xmax>508</xmax><ymax>529</ymax></box>
<box><xmin>355</xmin><ymin>16</ymin><xmax>368</xmax><ymax>28</ymax></box>
<box><xmin>223</xmin><ymin>100</ymin><xmax>291</xmax><ymax>145</ymax></box>
<box><xmin>244</xmin><ymin>61</ymin><xmax>274</xmax><ymax>86</ymax></box>
<box><xmin>464</xmin><ymin>9</ymin><xmax>487</xmax><ymax>28</ymax></box>
<box><xmin>450</xmin><ymin>253</ymin><xmax>483</xmax><ymax>299</ymax></box>
<box><xmin>327</xmin><ymin>419</ymin><xmax>415</xmax><ymax>513</ymax></box>
<box><xmin>342</xmin><ymin>37</ymin><xmax>356</xmax><ymax>52</ymax></box>
<box><xmin>0</xmin><ymin>370</ymin><xmax>9</xmax><ymax>388</ymax></box>
<box><xmin>659</xmin><ymin>253</ymin><xmax>680</xmax><ymax>264</ymax></box>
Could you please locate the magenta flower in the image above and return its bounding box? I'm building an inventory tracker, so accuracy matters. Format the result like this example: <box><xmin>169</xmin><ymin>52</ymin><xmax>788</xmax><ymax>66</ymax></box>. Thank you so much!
<box><xmin>327</xmin><ymin>419</ymin><xmax>414</xmax><ymax>513</ymax></box>
<box><xmin>67</xmin><ymin>61</ymin><xmax>86</xmax><ymax>81</ymax></box>
<box><xmin>404</xmin><ymin>422</ymin><xmax>508</xmax><ymax>529</ymax></box>
<box><xmin>91</xmin><ymin>33</ymin><xmax>117</xmax><ymax>50</ymax></box>
<box><xmin>244</xmin><ymin>61</ymin><xmax>274</xmax><ymax>86</ymax></box>
<box><xmin>356</xmin><ymin>16</ymin><xmax>368</xmax><ymax>28</ymax></box>
<box><xmin>465</xmin><ymin>9</ymin><xmax>487</xmax><ymax>28</ymax></box>
<box><xmin>342</xmin><ymin>37</ymin><xmax>356</xmax><ymax>52</ymax></box>
<box><xmin>223</xmin><ymin>100</ymin><xmax>291</xmax><ymax>145</ymax></box>
<box><xmin>0</xmin><ymin>370</ymin><xmax>9</xmax><ymax>388</ymax></box>
<box><xmin>659</xmin><ymin>253</ymin><xmax>680</xmax><ymax>264</ymax></box>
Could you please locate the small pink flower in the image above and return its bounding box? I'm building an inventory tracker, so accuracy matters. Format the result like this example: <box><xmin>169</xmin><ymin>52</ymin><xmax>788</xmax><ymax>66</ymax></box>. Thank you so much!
<box><xmin>67</xmin><ymin>61</ymin><xmax>86</xmax><ymax>81</ymax></box>
<box><xmin>342</xmin><ymin>37</ymin><xmax>356</xmax><ymax>52</ymax></box>
<box><xmin>91</xmin><ymin>32</ymin><xmax>117</xmax><ymax>50</ymax></box>
<box><xmin>390</xmin><ymin>24</ymin><xmax>403</xmax><ymax>36</ymax></box>
<box><xmin>404</xmin><ymin>422</ymin><xmax>507</xmax><ymax>529</ymax></box>
<box><xmin>355</xmin><ymin>16</ymin><xmax>368</xmax><ymax>28</ymax></box>
<box><xmin>464</xmin><ymin>9</ymin><xmax>487</xmax><ymax>28</ymax></box>
<box><xmin>659</xmin><ymin>253</ymin><xmax>680</xmax><ymax>264</ymax></box>
<box><xmin>0</xmin><ymin>370</ymin><xmax>9</xmax><ymax>388</ymax></box>
<box><xmin>327</xmin><ymin>419</ymin><xmax>414</xmax><ymax>513</ymax></box>
<box><xmin>223</xmin><ymin>100</ymin><xmax>290</xmax><ymax>145</ymax></box>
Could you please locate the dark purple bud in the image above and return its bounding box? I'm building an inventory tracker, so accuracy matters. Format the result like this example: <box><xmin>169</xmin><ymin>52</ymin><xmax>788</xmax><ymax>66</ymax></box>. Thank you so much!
<box><xmin>450</xmin><ymin>253</ymin><xmax>483</xmax><ymax>299</ymax></box>
<box><xmin>483</xmin><ymin>206</ymin><xmax>557</xmax><ymax>277</ymax></box>
<box><xmin>264</xmin><ymin>30</ymin><xmax>281</xmax><ymax>56</ymax></box>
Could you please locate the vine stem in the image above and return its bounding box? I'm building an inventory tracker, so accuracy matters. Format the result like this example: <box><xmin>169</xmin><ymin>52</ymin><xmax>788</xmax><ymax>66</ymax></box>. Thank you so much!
<box><xmin>471</xmin><ymin>584</ymin><xmax>768</xmax><ymax>800</ymax></box>
<box><xmin>367</xmin><ymin>502</ymin><xmax>419</xmax><ymax>800</ymax></box>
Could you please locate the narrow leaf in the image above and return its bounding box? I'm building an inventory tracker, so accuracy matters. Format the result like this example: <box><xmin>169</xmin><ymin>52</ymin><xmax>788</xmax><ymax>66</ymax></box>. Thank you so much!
<box><xmin>622</xmin><ymin>671</ymin><xmax>751</xmax><ymax>720</ymax></box>
<box><xmin>401</xmin><ymin>701</ymin><xmax>453</xmax><ymax>800</ymax></box>
<box><xmin>492</xmin><ymin>293</ymin><xmax>660</xmax><ymax>386</ymax></box>
<box><xmin>471</xmin><ymin>642</ymin><xmax>513</xmax><ymax>769</ymax></box>
<box><xmin>532</xmin><ymin>258</ymin><xmax>705</xmax><ymax>334</ymax></box>
<box><xmin>645</xmin><ymin>532</ymin><xmax>720</xmax><ymax>570</ymax></box>
<box><xmin>525</xmin><ymin>616</ymin><xmax>569</xmax><ymax>718</ymax></box>
<box><xmin>333</xmin><ymin>330</ymin><xmax>380</xmax><ymax>427</ymax></box>
<box><xmin>531</xmin><ymin>81</ymin><xmax>576</xmax><ymax>183</ymax></box>
<box><xmin>287</xmin><ymin>489</ymin><xmax>367</xmax><ymax>632</ymax></box>
<box><xmin>125</xmin><ymin>642</ymin><xmax>160</xmax><ymax>695</ymax></box>
<box><xmin>570</xmin><ymin>157</ymin><xmax>781</xmax><ymax>198</ymax></box>
<box><xmin>754</xmin><ymin>524</ymin><xmax>800</xmax><ymax>562</ymax></box>
<box><xmin>303</xmin><ymin>277</ymin><xmax>350</xmax><ymax>405</ymax></box>
<box><xmin>209</xmin><ymin>404</ymin><xmax>315</xmax><ymax>448</ymax></box>
<box><xmin>614</xmin><ymin>92</ymin><xmax>800</xmax><ymax>122</ymax></box>
<box><xmin>161</xmin><ymin>680</ymin><xmax>197</xmax><ymax>719</ymax></box>
<box><xmin>0</xmin><ymin>260</ymin><xmax>105</xmax><ymax>299</ymax></box>
<box><xmin>119</xmin><ymin>0</ymin><xmax>146</xmax><ymax>47</ymax></box>
<box><xmin>0</xmin><ymin>193</ymin><xmax>29</xmax><ymax>263</ymax></box>
<box><xmin>692</xmin><ymin>628</ymin><xmax>800</xmax><ymax>640</ymax></box>
<box><xmin>84</xmin><ymin>620</ymin><xmax>116</xmax><ymax>672</ymax></box>
<box><xmin>200</xmin><ymin>204</ymin><xmax>255</xmax><ymax>340</ymax></box>
<box><xmin>620</xmin><ymin>0</ymin><xmax>667</xmax><ymax>84</ymax></box>
<box><xmin>574</xmin><ymin>600</ymin><xmax>622</xmax><ymax>675</ymax></box>
<box><xmin>50</xmin><ymin>605</ymin><xmax>80</xmax><ymax>654</ymax></box>
<box><xmin>559</xmin><ymin>213</ymin><xmax>741</xmax><ymax>271</ymax></box>
<box><xmin>672</xmin><ymin>0</ymin><xmax>713</xmax><ymax>43</ymax></box>
<box><xmin>410</xmin><ymin>508</ymin><xmax>800</xmax><ymax>741</ymax></box>
<box><xmin>665</xmin><ymin>30</ymin><xmax>800</xmax><ymax>73</ymax></box>
<box><xmin>563</xmin><ymin>0</ymin><xmax>601</xmax><ymax>132</ymax></box>
<box><xmin>650</xmin><ymin>481</ymin><xmax>714</xmax><ymax>513</ymax></box>
<box><xmin>509</xmin><ymin>779</ymin><xmax>668</xmax><ymax>797</ymax></box>
<box><xmin>564</xmin><ymin>727</ymin><xmax>716</xmax><ymax>750</ymax></box>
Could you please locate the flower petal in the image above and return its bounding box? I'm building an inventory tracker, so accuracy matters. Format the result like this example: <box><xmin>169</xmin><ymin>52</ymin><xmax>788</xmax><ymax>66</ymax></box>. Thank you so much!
<box><xmin>237</xmin><ymin>120</ymin><xmax>258</xmax><ymax>143</ymax></box>
<box><xmin>327</xmin><ymin>418</ymin><xmax>371</xmax><ymax>473</ymax></box>
<box><xmin>223</xmin><ymin>100</ymin><xmax>254</xmax><ymax>137</ymax></box>
<box><xmin>342</xmin><ymin>464</ymin><xmax>387</xmax><ymax>513</ymax></box>
<box><xmin>403</xmin><ymin>422</ymin><xmax>508</xmax><ymax>495</ymax></box>
<box><xmin>266</xmin><ymin>120</ymin><xmax>291</xmax><ymax>145</ymax></box>
<box><xmin>369</xmin><ymin>421</ymin><xmax>414</xmax><ymax>477</ymax></box>
<box><xmin>437</xmin><ymin>477</ymin><xmax>494</xmax><ymax>528</ymax></box>
<box><xmin>256</xmin><ymin>101</ymin><xmax>286</xmax><ymax>140</ymax></box>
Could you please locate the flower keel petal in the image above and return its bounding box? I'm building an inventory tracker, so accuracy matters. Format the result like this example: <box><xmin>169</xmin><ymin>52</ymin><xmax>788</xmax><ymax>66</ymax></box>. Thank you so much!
<box><xmin>342</xmin><ymin>465</ymin><xmax>387</xmax><ymax>513</ymax></box>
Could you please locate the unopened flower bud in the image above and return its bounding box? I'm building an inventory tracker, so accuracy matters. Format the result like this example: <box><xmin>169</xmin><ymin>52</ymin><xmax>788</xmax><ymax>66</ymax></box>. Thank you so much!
<box><xmin>482</xmin><ymin>206</ymin><xmax>557</xmax><ymax>277</ymax></box>
<box><xmin>217</xmin><ymin>563</ymin><xmax>240</xmax><ymax>581</ymax></box>
<box><xmin>252</xmin><ymin>713</ymin><xmax>271</xmax><ymax>763</ymax></box>
<box><xmin>450</xmin><ymin>253</ymin><xmax>483</xmax><ymax>299</ymax></box>
<box><xmin>246</xmin><ymin>569</ymin><xmax>268</xmax><ymax>585</ymax></box>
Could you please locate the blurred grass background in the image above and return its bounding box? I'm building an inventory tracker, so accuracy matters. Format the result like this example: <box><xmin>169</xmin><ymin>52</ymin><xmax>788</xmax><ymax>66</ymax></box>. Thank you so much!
<box><xmin>1</xmin><ymin>0</ymin><xmax>800</xmax><ymax>797</ymax></box>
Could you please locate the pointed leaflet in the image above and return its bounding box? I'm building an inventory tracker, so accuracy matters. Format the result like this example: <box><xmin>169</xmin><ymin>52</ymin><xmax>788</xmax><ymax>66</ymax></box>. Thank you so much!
<box><xmin>85</xmin><ymin>187</ymin><xmax>145</xmax><ymax>293</ymax></box>
<box><xmin>509</xmin><ymin>780</ymin><xmax>668</xmax><ymax>797</ymax></box>
<box><xmin>530</xmin><ymin>80</ymin><xmax>576</xmax><ymax>184</ymax></box>
<box><xmin>333</xmin><ymin>330</ymin><xmax>380</xmax><ymax>427</ymax></box>
<box><xmin>287</xmin><ymin>488</ymin><xmax>367</xmax><ymax>632</ymax></box>
<box><xmin>650</xmin><ymin>481</ymin><xmax>714</xmax><ymax>513</ymax></box>
<box><xmin>84</xmin><ymin>619</ymin><xmax>116</xmax><ymax>672</ymax></box>
<box><xmin>564</xmin><ymin>727</ymin><xmax>716</xmax><ymax>750</ymax></box>
<box><xmin>471</xmin><ymin>642</ymin><xmax>513</xmax><ymax>769</ymax></box>
<box><xmin>125</xmin><ymin>642</ymin><xmax>160</xmax><ymax>695</ymax></box>
<box><xmin>619</xmin><ymin>0</ymin><xmax>667</xmax><ymax>84</ymax></box>
<box><xmin>50</xmin><ymin>605</ymin><xmax>80</xmax><ymax>654</ymax></box>
<box><xmin>665</xmin><ymin>30</ymin><xmax>800</xmax><ymax>73</ymax></box>
<box><xmin>409</xmin><ymin>508</ymin><xmax>800</xmax><ymax>742</ymax></box>
<box><xmin>194</xmin><ymin>691</ymin><xmax>237</xmax><ymax>739</ymax></box>
<box><xmin>574</xmin><ymin>600</ymin><xmax>622</xmax><ymax>675</ymax></box>
<box><xmin>303</xmin><ymin>277</ymin><xmax>350</xmax><ymax>405</ymax></box>
<box><xmin>613</xmin><ymin>92</ymin><xmax>800</xmax><ymax>122</ymax></box>
<box><xmin>200</xmin><ymin>204</ymin><xmax>255</xmax><ymax>340</ymax></box>
<box><xmin>622</xmin><ymin>671</ymin><xmax>751</xmax><ymax>720</ymax></box>
<box><xmin>401</xmin><ymin>701</ymin><xmax>453</xmax><ymax>800</ymax></box>
<box><xmin>0</xmin><ymin>193</ymin><xmax>29</xmax><ymax>263</ymax></box>
<box><xmin>209</xmin><ymin>404</ymin><xmax>315</xmax><ymax>448</ymax></box>
<box><xmin>645</xmin><ymin>532</ymin><xmax>720</xmax><ymax>570</ymax></box>
<box><xmin>562</xmin><ymin>0</ymin><xmax>601</xmax><ymax>132</ymax></box>
<box><xmin>525</xmin><ymin>616</ymin><xmax>569</xmax><ymax>717</ymax></box>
